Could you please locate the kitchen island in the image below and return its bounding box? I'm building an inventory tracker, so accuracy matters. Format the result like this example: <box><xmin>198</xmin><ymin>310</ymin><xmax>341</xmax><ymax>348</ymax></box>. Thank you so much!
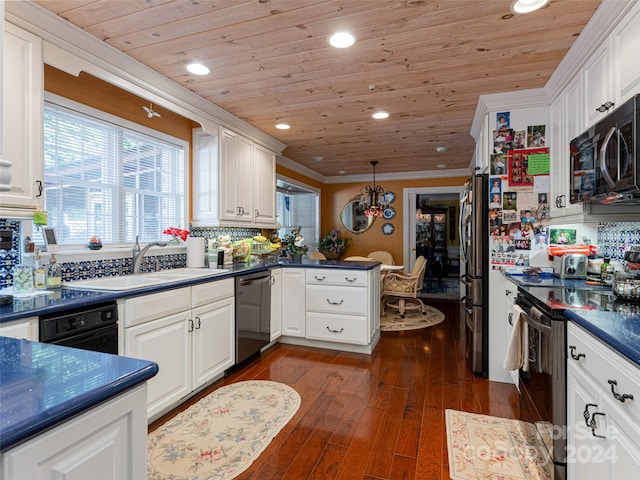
<box><xmin>0</xmin><ymin>336</ymin><xmax>158</xmax><ymax>479</ymax></box>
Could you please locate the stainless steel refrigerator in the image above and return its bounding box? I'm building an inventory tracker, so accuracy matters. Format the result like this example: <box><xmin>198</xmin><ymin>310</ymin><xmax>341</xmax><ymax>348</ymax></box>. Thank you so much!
<box><xmin>459</xmin><ymin>172</ymin><xmax>489</xmax><ymax>377</ymax></box>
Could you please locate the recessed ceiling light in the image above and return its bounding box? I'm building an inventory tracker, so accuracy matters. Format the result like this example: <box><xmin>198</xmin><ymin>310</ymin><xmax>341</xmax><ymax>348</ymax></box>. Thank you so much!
<box><xmin>372</xmin><ymin>111</ymin><xmax>389</xmax><ymax>120</ymax></box>
<box><xmin>510</xmin><ymin>0</ymin><xmax>549</xmax><ymax>14</ymax></box>
<box><xmin>434</xmin><ymin>146</ymin><xmax>447</xmax><ymax>153</ymax></box>
<box><xmin>436</xmin><ymin>163</ymin><xmax>449</xmax><ymax>169</ymax></box>
<box><xmin>185</xmin><ymin>63</ymin><xmax>210</xmax><ymax>75</ymax></box>
<box><xmin>338</xmin><ymin>170</ymin><xmax>346</xmax><ymax>174</ymax></box>
<box><xmin>275</xmin><ymin>123</ymin><xmax>291</xmax><ymax>130</ymax></box>
<box><xmin>313</xmin><ymin>156</ymin><xmax>324</xmax><ymax>162</ymax></box>
<box><xmin>329</xmin><ymin>32</ymin><xmax>356</xmax><ymax>48</ymax></box>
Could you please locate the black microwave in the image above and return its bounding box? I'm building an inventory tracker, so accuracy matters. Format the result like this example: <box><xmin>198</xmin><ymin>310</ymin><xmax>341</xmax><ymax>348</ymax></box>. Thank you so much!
<box><xmin>569</xmin><ymin>94</ymin><xmax>640</xmax><ymax>204</ymax></box>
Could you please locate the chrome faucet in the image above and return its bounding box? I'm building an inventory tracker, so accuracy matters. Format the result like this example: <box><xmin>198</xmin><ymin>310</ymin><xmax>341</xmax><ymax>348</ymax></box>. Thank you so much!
<box><xmin>132</xmin><ymin>235</ymin><xmax>167</xmax><ymax>273</ymax></box>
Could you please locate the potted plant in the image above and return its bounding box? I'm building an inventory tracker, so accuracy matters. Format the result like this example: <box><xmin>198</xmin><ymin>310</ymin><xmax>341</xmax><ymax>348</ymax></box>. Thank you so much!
<box><xmin>317</xmin><ymin>230</ymin><xmax>350</xmax><ymax>259</ymax></box>
<box><xmin>281</xmin><ymin>227</ymin><xmax>308</xmax><ymax>261</ymax></box>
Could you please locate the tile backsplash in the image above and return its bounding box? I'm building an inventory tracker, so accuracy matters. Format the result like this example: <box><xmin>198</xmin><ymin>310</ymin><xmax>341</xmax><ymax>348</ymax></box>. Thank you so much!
<box><xmin>0</xmin><ymin>220</ymin><xmax>261</xmax><ymax>288</ymax></box>
<box><xmin>597</xmin><ymin>222</ymin><xmax>640</xmax><ymax>260</ymax></box>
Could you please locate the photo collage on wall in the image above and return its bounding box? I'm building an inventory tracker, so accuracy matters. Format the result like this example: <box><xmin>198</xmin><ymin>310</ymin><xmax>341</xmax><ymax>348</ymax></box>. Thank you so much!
<box><xmin>490</xmin><ymin>112</ymin><xmax>550</xmax><ymax>269</ymax></box>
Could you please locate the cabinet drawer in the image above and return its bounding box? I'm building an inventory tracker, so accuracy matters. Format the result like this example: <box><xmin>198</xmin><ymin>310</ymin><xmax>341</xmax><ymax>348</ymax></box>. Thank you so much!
<box><xmin>124</xmin><ymin>287</ymin><xmax>191</xmax><ymax>327</ymax></box>
<box><xmin>306</xmin><ymin>285</ymin><xmax>367</xmax><ymax>315</ymax></box>
<box><xmin>306</xmin><ymin>312</ymin><xmax>368</xmax><ymax>345</ymax></box>
<box><xmin>191</xmin><ymin>278</ymin><xmax>234</xmax><ymax>308</ymax></box>
<box><xmin>568</xmin><ymin>323</ymin><xmax>640</xmax><ymax>424</ymax></box>
<box><xmin>306</xmin><ymin>269</ymin><xmax>367</xmax><ymax>287</ymax></box>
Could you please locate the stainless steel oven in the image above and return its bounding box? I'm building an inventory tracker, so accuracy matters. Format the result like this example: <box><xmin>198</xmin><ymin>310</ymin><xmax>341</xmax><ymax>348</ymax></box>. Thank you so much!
<box><xmin>515</xmin><ymin>290</ymin><xmax>567</xmax><ymax>480</ymax></box>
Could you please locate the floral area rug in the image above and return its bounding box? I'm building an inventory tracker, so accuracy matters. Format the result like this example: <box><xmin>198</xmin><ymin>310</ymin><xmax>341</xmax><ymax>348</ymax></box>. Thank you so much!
<box><xmin>445</xmin><ymin>409</ymin><xmax>552</xmax><ymax>480</ymax></box>
<box><xmin>380</xmin><ymin>305</ymin><xmax>445</xmax><ymax>331</ymax></box>
<box><xmin>148</xmin><ymin>380</ymin><xmax>301</xmax><ymax>480</ymax></box>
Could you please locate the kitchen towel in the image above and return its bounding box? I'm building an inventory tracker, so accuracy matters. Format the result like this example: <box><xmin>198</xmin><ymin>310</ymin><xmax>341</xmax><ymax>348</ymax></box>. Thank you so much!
<box><xmin>186</xmin><ymin>237</ymin><xmax>205</xmax><ymax>268</ymax></box>
<box><xmin>503</xmin><ymin>304</ymin><xmax>529</xmax><ymax>372</ymax></box>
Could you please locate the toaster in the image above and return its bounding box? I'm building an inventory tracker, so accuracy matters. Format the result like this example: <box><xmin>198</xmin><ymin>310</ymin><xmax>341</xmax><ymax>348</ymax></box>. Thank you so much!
<box><xmin>553</xmin><ymin>254</ymin><xmax>588</xmax><ymax>279</ymax></box>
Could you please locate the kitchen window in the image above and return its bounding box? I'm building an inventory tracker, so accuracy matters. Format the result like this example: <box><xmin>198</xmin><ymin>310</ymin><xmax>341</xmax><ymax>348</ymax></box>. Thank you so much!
<box><xmin>276</xmin><ymin>177</ymin><xmax>319</xmax><ymax>250</ymax></box>
<box><xmin>42</xmin><ymin>94</ymin><xmax>187</xmax><ymax>246</ymax></box>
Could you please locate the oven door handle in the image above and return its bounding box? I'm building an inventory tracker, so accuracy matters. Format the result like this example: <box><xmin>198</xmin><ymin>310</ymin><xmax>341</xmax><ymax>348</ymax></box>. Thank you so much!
<box><xmin>460</xmin><ymin>273</ymin><xmax>471</xmax><ymax>286</ymax></box>
<box><xmin>520</xmin><ymin>310</ymin><xmax>552</xmax><ymax>335</ymax></box>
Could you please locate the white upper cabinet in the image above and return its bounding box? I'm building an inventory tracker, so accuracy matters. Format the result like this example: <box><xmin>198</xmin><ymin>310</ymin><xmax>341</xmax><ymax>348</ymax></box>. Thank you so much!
<box><xmin>611</xmin><ymin>1</ymin><xmax>640</xmax><ymax>106</ymax></box>
<box><xmin>192</xmin><ymin>127</ymin><xmax>278</xmax><ymax>228</ymax></box>
<box><xmin>581</xmin><ymin>41</ymin><xmax>615</xmax><ymax>128</ymax></box>
<box><xmin>1</xmin><ymin>22</ymin><xmax>43</xmax><ymax>218</ymax></box>
<box><xmin>253</xmin><ymin>143</ymin><xmax>277</xmax><ymax>224</ymax></box>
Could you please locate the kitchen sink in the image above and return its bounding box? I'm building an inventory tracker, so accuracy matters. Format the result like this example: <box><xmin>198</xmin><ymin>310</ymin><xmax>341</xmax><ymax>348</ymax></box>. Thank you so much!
<box><xmin>65</xmin><ymin>268</ymin><xmax>229</xmax><ymax>291</ymax></box>
<box><xmin>65</xmin><ymin>276</ymin><xmax>166</xmax><ymax>291</ymax></box>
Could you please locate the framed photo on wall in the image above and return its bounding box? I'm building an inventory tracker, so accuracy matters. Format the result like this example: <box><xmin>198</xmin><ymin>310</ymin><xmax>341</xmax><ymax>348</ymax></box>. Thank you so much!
<box><xmin>507</xmin><ymin>148</ymin><xmax>548</xmax><ymax>187</ymax></box>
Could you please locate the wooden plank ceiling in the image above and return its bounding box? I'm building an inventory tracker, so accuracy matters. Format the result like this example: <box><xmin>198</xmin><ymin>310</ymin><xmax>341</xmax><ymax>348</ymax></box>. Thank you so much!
<box><xmin>35</xmin><ymin>0</ymin><xmax>601</xmax><ymax>177</ymax></box>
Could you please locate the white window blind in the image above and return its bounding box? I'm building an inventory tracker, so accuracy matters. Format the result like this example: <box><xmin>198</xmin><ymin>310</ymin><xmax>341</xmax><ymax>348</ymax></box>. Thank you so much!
<box><xmin>43</xmin><ymin>101</ymin><xmax>185</xmax><ymax>245</ymax></box>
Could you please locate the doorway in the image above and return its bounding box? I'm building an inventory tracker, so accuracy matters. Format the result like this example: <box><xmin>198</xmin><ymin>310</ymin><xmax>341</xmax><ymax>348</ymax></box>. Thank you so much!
<box><xmin>403</xmin><ymin>186</ymin><xmax>465</xmax><ymax>299</ymax></box>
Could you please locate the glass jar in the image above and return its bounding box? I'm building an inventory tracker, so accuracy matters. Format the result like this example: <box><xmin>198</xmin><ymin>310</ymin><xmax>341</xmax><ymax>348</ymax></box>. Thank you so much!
<box><xmin>13</xmin><ymin>263</ymin><xmax>34</xmax><ymax>293</ymax></box>
<box><xmin>612</xmin><ymin>272</ymin><xmax>640</xmax><ymax>302</ymax></box>
<box><xmin>46</xmin><ymin>254</ymin><xmax>62</xmax><ymax>289</ymax></box>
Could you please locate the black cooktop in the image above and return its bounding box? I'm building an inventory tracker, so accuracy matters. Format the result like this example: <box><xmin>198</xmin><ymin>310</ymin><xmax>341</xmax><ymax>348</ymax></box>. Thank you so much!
<box><xmin>519</xmin><ymin>286</ymin><xmax>640</xmax><ymax>315</ymax></box>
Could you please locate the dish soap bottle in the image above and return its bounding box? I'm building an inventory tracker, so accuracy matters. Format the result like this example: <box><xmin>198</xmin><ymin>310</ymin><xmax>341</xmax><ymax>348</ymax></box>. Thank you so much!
<box><xmin>33</xmin><ymin>248</ymin><xmax>47</xmax><ymax>290</ymax></box>
<box><xmin>600</xmin><ymin>257</ymin><xmax>614</xmax><ymax>285</ymax></box>
<box><xmin>46</xmin><ymin>254</ymin><xmax>62</xmax><ymax>289</ymax></box>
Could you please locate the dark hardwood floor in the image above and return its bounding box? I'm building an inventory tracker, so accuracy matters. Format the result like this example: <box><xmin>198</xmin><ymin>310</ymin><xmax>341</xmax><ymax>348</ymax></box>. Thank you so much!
<box><xmin>149</xmin><ymin>300</ymin><xmax>519</xmax><ymax>480</ymax></box>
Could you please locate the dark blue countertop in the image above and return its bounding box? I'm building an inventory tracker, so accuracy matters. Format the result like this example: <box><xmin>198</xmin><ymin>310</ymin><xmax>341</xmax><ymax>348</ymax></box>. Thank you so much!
<box><xmin>0</xmin><ymin>336</ymin><xmax>158</xmax><ymax>451</ymax></box>
<box><xmin>506</xmin><ymin>273</ymin><xmax>640</xmax><ymax>367</ymax></box>
<box><xmin>0</xmin><ymin>259</ymin><xmax>380</xmax><ymax>324</ymax></box>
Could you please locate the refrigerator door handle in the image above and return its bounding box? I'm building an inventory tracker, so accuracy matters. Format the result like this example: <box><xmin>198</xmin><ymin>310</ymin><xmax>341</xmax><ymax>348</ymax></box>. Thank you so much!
<box><xmin>460</xmin><ymin>296</ymin><xmax>473</xmax><ymax>314</ymax></box>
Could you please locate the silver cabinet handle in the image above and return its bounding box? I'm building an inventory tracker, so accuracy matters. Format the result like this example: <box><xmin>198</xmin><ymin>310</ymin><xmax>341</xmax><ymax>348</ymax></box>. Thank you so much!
<box><xmin>345</xmin><ymin>277</ymin><xmax>357</xmax><ymax>283</ymax></box>
<box><xmin>188</xmin><ymin>318</ymin><xmax>194</xmax><ymax>332</ymax></box>
<box><xmin>255</xmin><ymin>209</ymin><xmax>260</xmax><ymax>217</ymax></box>
<box><xmin>314</xmin><ymin>275</ymin><xmax>326</xmax><ymax>281</ymax></box>
<box><xmin>195</xmin><ymin>316</ymin><xmax>201</xmax><ymax>329</ymax></box>
<box><xmin>505</xmin><ymin>289</ymin><xmax>512</xmax><ymax>296</ymax></box>
<box><xmin>326</xmin><ymin>326</ymin><xmax>344</xmax><ymax>334</ymax></box>
<box><xmin>508</xmin><ymin>313</ymin><xmax>513</xmax><ymax>326</ymax></box>
<box><xmin>326</xmin><ymin>299</ymin><xmax>344</xmax><ymax>306</ymax></box>
<box><xmin>608</xmin><ymin>379</ymin><xmax>634</xmax><ymax>403</ymax></box>
<box><xmin>569</xmin><ymin>345</ymin><xmax>585</xmax><ymax>361</ymax></box>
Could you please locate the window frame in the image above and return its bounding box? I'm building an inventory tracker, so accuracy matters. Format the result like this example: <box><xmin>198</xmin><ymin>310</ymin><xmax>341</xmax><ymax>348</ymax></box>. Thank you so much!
<box><xmin>42</xmin><ymin>92</ymin><xmax>190</xmax><ymax>248</ymax></box>
<box><xmin>276</xmin><ymin>174</ymin><xmax>320</xmax><ymax>249</ymax></box>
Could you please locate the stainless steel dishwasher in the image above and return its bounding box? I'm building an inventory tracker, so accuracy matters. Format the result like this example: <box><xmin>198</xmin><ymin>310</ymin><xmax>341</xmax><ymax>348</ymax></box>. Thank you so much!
<box><xmin>234</xmin><ymin>270</ymin><xmax>271</xmax><ymax>364</ymax></box>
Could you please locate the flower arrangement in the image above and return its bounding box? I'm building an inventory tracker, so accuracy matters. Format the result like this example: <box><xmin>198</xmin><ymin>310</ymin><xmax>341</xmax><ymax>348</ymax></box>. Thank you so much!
<box><xmin>317</xmin><ymin>230</ymin><xmax>350</xmax><ymax>259</ymax></box>
<box><xmin>163</xmin><ymin>227</ymin><xmax>190</xmax><ymax>242</ymax></box>
<box><xmin>281</xmin><ymin>226</ymin><xmax>308</xmax><ymax>256</ymax></box>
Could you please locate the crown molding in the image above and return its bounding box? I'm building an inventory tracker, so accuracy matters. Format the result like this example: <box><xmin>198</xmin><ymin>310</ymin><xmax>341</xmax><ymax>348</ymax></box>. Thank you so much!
<box><xmin>5</xmin><ymin>1</ymin><xmax>287</xmax><ymax>154</ymax></box>
<box><xmin>323</xmin><ymin>168</ymin><xmax>471</xmax><ymax>184</ymax></box>
<box><xmin>545</xmin><ymin>0</ymin><xmax>636</xmax><ymax>101</ymax></box>
<box><xmin>276</xmin><ymin>156</ymin><xmax>326</xmax><ymax>183</ymax></box>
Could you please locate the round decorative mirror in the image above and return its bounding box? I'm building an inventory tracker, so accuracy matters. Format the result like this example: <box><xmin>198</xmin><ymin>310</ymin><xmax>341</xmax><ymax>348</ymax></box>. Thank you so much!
<box><xmin>340</xmin><ymin>197</ymin><xmax>375</xmax><ymax>234</ymax></box>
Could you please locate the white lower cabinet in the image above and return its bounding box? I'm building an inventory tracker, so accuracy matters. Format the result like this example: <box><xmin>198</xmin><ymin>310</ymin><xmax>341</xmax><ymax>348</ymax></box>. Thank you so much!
<box><xmin>567</xmin><ymin>322</ymin><xmax>640</xmax><ymax>479</ymax></box>
<box><xmin>0</xmin><ymin>316</ymin><xmax>38</xmax><ymax>340</ymax></box>
<box><xmin>270</xmin><ymin>267</ymin><xmax>282</xmax><ymax>341</ymax></box>
<box><xmin>124</xmin><ymin>279</ymin><xmax>234</xmax><ymax>419</ymax></box>
<box><xmin>279</xmin><ymin>267</ymin><xmax>380</xmax><ymax>353</ymax></box>
<box><xmin>281</xmin><ymin>268</ymin><xmax>306</xmax><ymax>337</ymax></box>
<box><xmin>2</xmin><ymin>384</ymin><xmax>148</xmax><ymax>480</ymax></box>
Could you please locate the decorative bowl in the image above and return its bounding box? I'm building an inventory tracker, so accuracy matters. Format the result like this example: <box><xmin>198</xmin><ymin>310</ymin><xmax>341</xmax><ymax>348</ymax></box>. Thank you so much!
<box><xmin>88</xmin><ymin>242</ymin><xmax>103</xmax><ymax>250</ymax></box>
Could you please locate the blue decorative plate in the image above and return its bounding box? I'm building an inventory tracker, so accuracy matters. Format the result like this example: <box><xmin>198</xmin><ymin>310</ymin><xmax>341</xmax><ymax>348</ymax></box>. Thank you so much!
<box><xmin>382</xmin><ymin>223</ymin><xmax>394</xmax><ymax>235</ymax></box>
<box><xmin>384</xmin><ymin>191</ymin><xmax>396</xmax><ymax>204</ymax></box>
<box><xmin>383</xmin><ymin>207</ymin><xmax>395</xmax><ymax>220</ymax></box>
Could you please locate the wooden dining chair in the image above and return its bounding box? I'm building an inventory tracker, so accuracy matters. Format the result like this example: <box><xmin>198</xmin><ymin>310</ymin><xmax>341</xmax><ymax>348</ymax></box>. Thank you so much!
<box><xmin>344</xmin><ymin>256</ymin><xmax>375</xmax><ymax>261</ymax></box>
<box><xmin>309</xmin><ymin>251</ymin><xmax>326</xmax><ymax>260</ymax></box>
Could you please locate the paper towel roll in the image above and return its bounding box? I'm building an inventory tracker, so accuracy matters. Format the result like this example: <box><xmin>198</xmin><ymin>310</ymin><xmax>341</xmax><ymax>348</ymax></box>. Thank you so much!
<box><xmin>186</xmin><ymin>237</ymin><xmax>205</xmax><ymax>268</ymax></box>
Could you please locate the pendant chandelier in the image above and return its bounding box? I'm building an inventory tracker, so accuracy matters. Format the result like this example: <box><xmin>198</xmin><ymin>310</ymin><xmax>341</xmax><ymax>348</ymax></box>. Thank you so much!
<box><xmin>359</xmin><ymin>161</ymin><xmax>389</xmax><ymax>217</ymax></box>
